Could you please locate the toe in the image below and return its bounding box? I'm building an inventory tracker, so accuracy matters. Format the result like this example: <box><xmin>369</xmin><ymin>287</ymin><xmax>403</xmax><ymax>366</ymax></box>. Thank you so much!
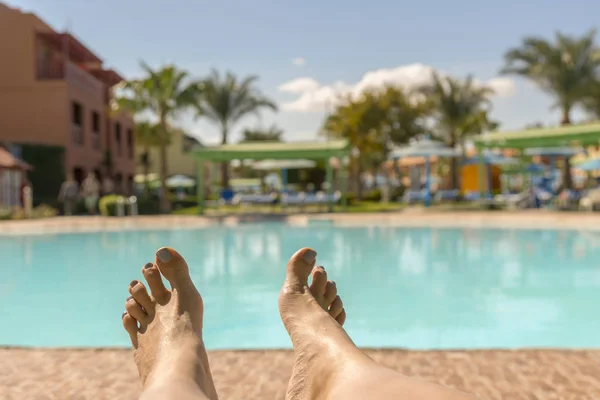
<box><xmin>122</xmin><ymin>312</ymin><xmax>139</xmax><ymax>348</ymax></box>
<box><xmin>125</xmin><ymin>296</ymin><xmax>151</xmax><ymax>325</ymax></box>
<box><xmin>129</xmin><ymin>280</ymin><xmax>155</xmax><ymax>318</ymax></box>
<box><xmin>155</xmin><ymin>247</ymin><xmax>193</xmax><ymax>289</ymax></box>
<box><xmin>309</xmin><ymin>266</ymin><xmax>328</xmax><ymax>300</ymax></box>
<box><xmin>323</xmin><ymin>281</ymin><xmax>337</xmax><ymax>305</ymax></box>
<box><xmin>283</xmin><ymin>248</ymin><xmax>317</xmax><ymax>293</ymax></box>
<box><xmin>328</xmin><ymin>295</ymin><xmax>343</xmax><ymax>319</ymax></box>
<box><xmin>142</xmin><ymin>262</ymin><xmax>171</xmax><ymax>305</ymax></box>
<box><xmin>335</xmin><ymin>309</ymin><xmax>346</xmax><ymax>326</ymax></box>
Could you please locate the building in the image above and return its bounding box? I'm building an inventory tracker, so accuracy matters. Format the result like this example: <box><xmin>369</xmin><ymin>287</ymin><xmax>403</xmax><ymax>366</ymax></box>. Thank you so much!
<box><xmin>0</xmin><ymin>2</ymin><xmax>135</xmax><ymax>200</ymax></box>
<box><xmin>136</xmin><ymin>128</ymin><xmax>202</xmax><ymax>178</ymax></box>
<box><xmin>0</xmin><ymin>145</ymin><xmax>31</xmax><ymax>208</ymax></box>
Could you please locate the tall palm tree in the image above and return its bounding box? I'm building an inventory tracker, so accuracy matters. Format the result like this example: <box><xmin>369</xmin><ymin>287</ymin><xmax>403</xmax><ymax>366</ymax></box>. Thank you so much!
<box><xmin>195</xmin><ymin>70</ymin><xmax>277</xmax><ymax>188</ymax></box>
<box><xmin>134</xmin><ymin>121</ymin><xmax>162</xmax><ymax>196</ymax></box>
<box><xmin>419</xmin><ymin>73</ymin><xmax>496</xmax><ymax>191</ymax></box>
<box><xmin>502</xmin><ymin>29</ymin><xmax>600</xmax><ymax>125</ymax></box>
<box><xmin>115</xmin><ymin>63</ymin><xmax>199</xmax><ymax>212</ymax></box>
<box><xmin>502</xmin><ymin>30</ymin><xmax>600</xmax><ymax>189</ymax></box>
<box><xmin>240</xmin><ymin>125</ymin><xmax>284</xmax><ymax>143</ymax></box>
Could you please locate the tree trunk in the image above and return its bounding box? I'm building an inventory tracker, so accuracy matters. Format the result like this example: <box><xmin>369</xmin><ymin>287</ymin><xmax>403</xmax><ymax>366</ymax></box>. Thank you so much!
<box><xmin>448</xmin><ymin>137</ymin><xmax>459</xmax><ymax>192</ymax></box>
<box><xmin>143</xmin><ymin>146</ymin><xmax>150</xmax><ymax>198</ymax></box>
<box><xmin>220</xmin><ymin>128</ymin><xmax>229</xmax><ymax>189</ymax></box>
<box><xmin>560</xmin><ymin>111</ymin><xmax>573</xmax><ymax>190</ymax></box>
<box><xmin>356</xmin><ymin>159</ymin><xmax>364</xmax><ymax>200</ymax></box>
<box><xmin>158</xmin><ymin>119</ymin><xmax>171</xmax><ymax>213</ymax></box>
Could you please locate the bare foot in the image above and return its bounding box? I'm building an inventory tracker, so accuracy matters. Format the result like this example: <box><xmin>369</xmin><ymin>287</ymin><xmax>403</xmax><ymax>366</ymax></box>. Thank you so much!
<box><xmin>279</xmin><ymin>248</ymin><xmax>369</xmax><ymax>400</ymax></box>
<box><xmin>122</xmin><ymin>247</ymin><xmax>218</xmax><ymax>400</ymax></box>
<box><xmin>279</xmin><ymin>248</ymin><xmax>479</xmax><ymax>400</ymax></box>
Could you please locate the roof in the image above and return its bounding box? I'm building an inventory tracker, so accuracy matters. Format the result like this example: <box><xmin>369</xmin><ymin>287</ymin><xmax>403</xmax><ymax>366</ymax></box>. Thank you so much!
<box><xmin>87</xmin><ymin>68</ymin><xmax>124</xmax><ymax>87</ymax></box>
<box><xmin>474</xmin><ymin>122</ymin><xmax>600</xmax><ymax>149</ymax></box>
<box><xmin>191</xmin><ymin>139</ymin><xmax>351</xmax><ymax>161</ymax></box>
<box><xmin>0</xmin><ymin>147</ymin><xmax>32</xmax><ymax>170</ymax></box>
<box><xmin>37</xmin><ymin>32</ymin><xmax>102</xmax><ymax>64</ymax></box>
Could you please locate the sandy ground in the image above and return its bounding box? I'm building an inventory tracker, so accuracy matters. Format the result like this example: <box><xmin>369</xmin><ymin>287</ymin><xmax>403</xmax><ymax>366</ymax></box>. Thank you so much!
<box><xmin>1</xmin><ymin>348</ymin><xmax>599</xmax><ymax>400</ymax></box>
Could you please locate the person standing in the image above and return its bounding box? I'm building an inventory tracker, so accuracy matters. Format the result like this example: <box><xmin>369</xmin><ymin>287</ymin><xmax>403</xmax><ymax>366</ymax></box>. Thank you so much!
<box><xmin>81</xmin><ymin>172</ymin><xmax>100</xmax><ymax>215</ymax></box>
<box><xmin>58</xmin><ymin>174</ymin><xmax>79</xmax><ymax>216</ymax></box>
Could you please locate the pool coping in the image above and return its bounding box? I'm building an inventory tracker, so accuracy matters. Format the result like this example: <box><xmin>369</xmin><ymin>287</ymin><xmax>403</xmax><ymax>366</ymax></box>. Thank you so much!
<box><xmin>1</xmin><ymin>210</ymin><xmax>600</xmax><ymax>235</ymax></box>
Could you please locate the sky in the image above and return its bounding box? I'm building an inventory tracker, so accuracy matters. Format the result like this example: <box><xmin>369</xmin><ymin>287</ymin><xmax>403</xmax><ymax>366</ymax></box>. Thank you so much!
<box><xmin>5</xmin><ymin>0</ymin><xmax>600</xmax><ymax>144</ymax></box>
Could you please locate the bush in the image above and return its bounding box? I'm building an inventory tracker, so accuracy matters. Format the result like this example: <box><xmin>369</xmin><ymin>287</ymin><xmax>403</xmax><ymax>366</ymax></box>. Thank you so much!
<box><xmin>390</xmin><ymin>185</ymin><xmax>406</xmax><ymax>201</ymax></box>
<box><xmin>363</xmin><ymin>188</ymin><xmax>382</xmax><ymax>202</ymax></box>
<box><xmin>99</xmin><ymin>194</ymin><xmax>122</xmax><ymax>216</ymax></box>
<box><xmin>344</xmin><ymin>192</ymin><xmax>356</xmax><ymax>206</ymax></box>
<box><xmin>99</xmin><ymin>194</ymin><xmax>161</xmax><ymax>216</ymax></box>
<box><xmin>18</xmin><ymin>144</ymin><xmax>65</xmax><ymax>206</ymax></box>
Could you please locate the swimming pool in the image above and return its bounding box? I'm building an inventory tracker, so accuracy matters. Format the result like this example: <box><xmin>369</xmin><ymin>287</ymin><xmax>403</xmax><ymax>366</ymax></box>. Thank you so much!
<box><xmin>2</xmin><ymin>222</ymin><xmax>599</xmax><ymax>349</ymax></box>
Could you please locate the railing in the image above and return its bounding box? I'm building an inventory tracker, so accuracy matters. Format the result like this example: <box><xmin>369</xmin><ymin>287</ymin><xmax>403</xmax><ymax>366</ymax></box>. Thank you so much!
<box><xmin>65</xmin><ymin>62</ymin><xmax>104</xmax><ymax>93</ymax></box>
<box><xmin>92</xmin><ymin>132</ymin><xmax>101</xmax><ymax>150</ymax></box>
<box><xmin>37</xmin><ymin>59</ymin><xmax>65</xmax><ymax>80</ymax></box>
<box><xmin>72</xmin><ymin>124</ymin><xmax>83</xmax><ymax>145</ymax></box>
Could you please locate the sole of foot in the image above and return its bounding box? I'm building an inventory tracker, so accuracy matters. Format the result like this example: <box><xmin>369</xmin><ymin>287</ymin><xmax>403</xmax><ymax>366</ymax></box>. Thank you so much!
<box><xmin>122</xmin><ymin>247</ymin><xmax>218</xmax><ymax>400</ymax></box>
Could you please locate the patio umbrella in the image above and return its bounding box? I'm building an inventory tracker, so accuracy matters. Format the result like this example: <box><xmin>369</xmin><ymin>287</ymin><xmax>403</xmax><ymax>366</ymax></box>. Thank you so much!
<box><xmin>574</xmin><ymin>157</ymin><xmax>600</xmax><ymax>171</ymax></box>
<box><xmin>251</xmin><ymin>159</ymin><xmax>316</xmax><ymax>170</ymax></box>
<box><xmin>166</xmin><ymin>174</ymin><xmax>196</xmax><ymax>188</ymax></box>
<box><xmin>389</xmin><ymin>138</ymin><xmax>460</xmax><ymax>207</ymax></box>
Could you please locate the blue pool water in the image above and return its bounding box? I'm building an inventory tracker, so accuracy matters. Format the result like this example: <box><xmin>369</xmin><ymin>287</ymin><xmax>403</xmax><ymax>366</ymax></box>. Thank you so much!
<box><xmin>2</xmin><ymin>222</ymin><xmax>600</xmax><ymax>349</ymax></box>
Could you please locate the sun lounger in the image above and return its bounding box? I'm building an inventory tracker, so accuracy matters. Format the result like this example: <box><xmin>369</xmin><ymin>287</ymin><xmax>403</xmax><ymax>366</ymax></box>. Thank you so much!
<box><xmin>232</xmin><ymin>193</ymin><xmax>277</xmax><ymax>206</ymax></box>
<box><xmin>580</xmin><ymin>188</ymin><xmax>600</xmax><ymax>211</ymax></box>
<box><xmin>435</xmin><ymin>190</ymin><xmax>460</xmax><ymax>202</ymax></box>
<box><xmin>402</xmin><ymin>190</ymin><xmax>426</xmax><ymax>204</ymax></box>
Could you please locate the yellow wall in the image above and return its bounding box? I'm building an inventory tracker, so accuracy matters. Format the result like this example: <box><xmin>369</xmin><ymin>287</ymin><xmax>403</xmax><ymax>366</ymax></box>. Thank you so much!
<box><xmin>136</xmin><ymin>130</ymin><xmax>198</xmax><ymax>177</ymax></box>
<box><xmin>461</xmin><ymin>164</ymin><xmax>501</xmax><ymax>194</ymax></box>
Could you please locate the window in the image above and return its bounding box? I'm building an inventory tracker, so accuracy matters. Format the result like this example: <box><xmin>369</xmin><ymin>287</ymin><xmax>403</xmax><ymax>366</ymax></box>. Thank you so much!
<box><xmin>126</xmin><ymin>128</ymin><xmax>134</xmax><ymax>159</ymax></box>
<box><xmin>71</xmin><ymin>102</ymin><xmax>84</xmax><ymax>145</ymax></box>
<box><xmin>115</xmin><ymin>122</ymin><xmax>122</xmax><ymax>156</ymax></box>
<box><xmin>92</xmin><ymin>111</ymin><xmax>101</xmax><ymax>150</ymax></box>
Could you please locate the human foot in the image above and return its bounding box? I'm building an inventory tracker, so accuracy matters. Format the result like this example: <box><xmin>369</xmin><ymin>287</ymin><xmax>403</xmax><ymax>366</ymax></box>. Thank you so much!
<box><xmin>279</xmin><ymin>248</ymin><xmax>370</xmax><ymax>400</ymax></box>
<box><xmin>279</xmin><ymin>248</ymin><xmax>479</xmax><ymax>400</ymax></box>
<box><xmin>122</xmin><ymin>247</ymin><xmax>218</xmax><ymax>400</ymax></box>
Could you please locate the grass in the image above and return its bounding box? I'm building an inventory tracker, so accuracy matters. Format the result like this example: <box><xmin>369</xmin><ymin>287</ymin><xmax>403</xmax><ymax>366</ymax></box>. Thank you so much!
<box><xmin>172</xmin><ymin>200</ymin><xmax>407</xmax><ymax>216</ymax></box>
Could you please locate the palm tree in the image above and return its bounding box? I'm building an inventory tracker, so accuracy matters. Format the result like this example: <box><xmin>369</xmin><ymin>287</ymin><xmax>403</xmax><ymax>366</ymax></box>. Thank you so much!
<box><xmin>114</xmin><ymin>63</ymin><xmax>199</xmax><ymax>212</ymax></box>
<box><xmin>501</xmin><ymin>30</ymin><xmax>600</xmax><ymax>189</ymax></box>
<box><xmin>502</xmin><ymin>29</ymin><xmax>600</xmax><ymax>125</ymax></box>
<box><xmin>419</xmin><ymin>73</ymin><xmax>496</xmax><ymax>191</ymax></box>
<box><xmin>195</xmin><ymin>70</ymin><xmax>277</xmax><ymax>188</ymax></box>
<box><xmin>134</xmin><ymin>121</ymin><xmax>162</xmax><ymax>196</ymax></box>
<box><xmin>240</xmin><ymin>125</ymin><xmax>283</xmax><ymax>143</ymax></box>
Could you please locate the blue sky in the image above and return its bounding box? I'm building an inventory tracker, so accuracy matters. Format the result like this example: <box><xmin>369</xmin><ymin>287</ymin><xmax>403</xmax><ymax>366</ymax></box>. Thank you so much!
<box><xmin>6</xmin><ymin>0</ymin><xmax>600</xmax><ymax>143</ymax></box>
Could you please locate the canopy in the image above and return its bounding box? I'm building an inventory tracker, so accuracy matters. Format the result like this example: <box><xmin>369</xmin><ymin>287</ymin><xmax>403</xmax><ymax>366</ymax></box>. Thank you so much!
<box><xmin>523</xmin><ymin>147</ymin><xmax>583</xmax><ymax>157</ymax></box>
<box><xmin>574</xmin><ymin>158</ymin><xmax>600</xmax><ymax>171</ymax></box>
<box><xmin>252</xmin><ymin>159</ymin><xmax>316</xmax><ymax>170</ymax></box>
<box><xmin>389</xmin><ymin>138</ymin><xmax>460</xmax><ymax>158</ymax></box>
<box><xmin>134</xmin><ymin>173</ymin><xmax>159</xmax><ymax>184</ymax></box>
<box><xmin>474</xmin><ymin>122</ymin><xmax>600</xmax><ymax>149</ymax></box>
<box><xmin>463</xmin><ymin>152</ymin><xmax>519</xmax><ymax>166</ymax></box>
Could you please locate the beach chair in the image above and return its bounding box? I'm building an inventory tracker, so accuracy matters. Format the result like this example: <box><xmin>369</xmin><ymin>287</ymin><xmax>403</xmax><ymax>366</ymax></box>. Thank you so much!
<box><xmin>435</xmin><ymin>189</ymin><xmax>460</xmax><ymax>202</ymax></box>
<box><xmin>402</xmin><ymin>190</ymin><xmax>426</xmax><ymax>204</ymax></box>
<box><xmin>218</xmin><ymin>189</ymin><xmax>235</xmax><ymax>206</ymax></box>
<box><xmin>579</xmin><ymin>188</ymin><xmax>600</xmax><ymax>211</ymax></box>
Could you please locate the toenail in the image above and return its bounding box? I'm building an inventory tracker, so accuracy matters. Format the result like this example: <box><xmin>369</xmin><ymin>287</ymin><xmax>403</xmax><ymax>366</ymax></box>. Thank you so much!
<box><xmin>130</xmin><ymin>280</ymin><xmax>138</xmax><ymax>287</ymax></box>
<box><xmin>121</xmin><ymin>311</ymin><xmax>127</xmax><ymax>319</ymax></box>
<box><xmin>127</xmin><ymin>296</ymin><xmax>133</xmax><ymax>301</ymax></box>
<box><xmin>144</xmin><ymin>262</ymin><xmax>153</xmax><ymax>269</ymax></box>
<box><xmin>319</xmin><ymin>265</ymin><xmax>325</xmax><ymax>271</ymax></box>
<box><xmin>157</xmin><ymin>248</ymin><xmax>173</xmax><ymax>263</ymax></box>
<box><xmin>302</xmin><ymin>249</ymin><xmax>317</xmax><ymax>263</ymax></box>
<box><xmin>332</xmin><ymin>281</ymin><xmax>336</xmax><ymax>285</ymax></box>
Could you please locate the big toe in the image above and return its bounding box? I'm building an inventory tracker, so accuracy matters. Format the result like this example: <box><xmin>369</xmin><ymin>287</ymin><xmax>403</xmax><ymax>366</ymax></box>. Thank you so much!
<box><xmin>282</xmin><ymin>248</ymin><xmax>317</xmax><ymax>294</ymax></box>
<box><xmin>155</xmin><ymin>247</ymin><xmax>192</xmax><ymax>289</ymax></box>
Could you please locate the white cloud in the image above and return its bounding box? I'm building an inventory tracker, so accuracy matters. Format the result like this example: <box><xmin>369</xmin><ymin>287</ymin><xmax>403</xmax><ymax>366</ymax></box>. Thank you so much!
<box><xmin>278</xmin><ymin>63</ymin><xmax>517</xmax><ymax>112</ymax></box>
<box><xmin>278</xmin><ymin>77</ymin><xmax>321</xmax><ymax>94</ymax></box>
<box><xmin>292</xmin><ymin>57</ymin><xmax>306</xmax><ymax>66</ymax></box>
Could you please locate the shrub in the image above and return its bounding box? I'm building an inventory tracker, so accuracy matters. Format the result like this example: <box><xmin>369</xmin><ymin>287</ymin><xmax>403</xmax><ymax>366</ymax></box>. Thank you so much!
<box><xmin>363</xmin><ymin>188</ymin><xmax>382</xmax><ymax>202</ymax></box>
<box><xmin>99</xmin><ymin>194</ymin><xmax>123</xmax><ymax>216</ymax></box>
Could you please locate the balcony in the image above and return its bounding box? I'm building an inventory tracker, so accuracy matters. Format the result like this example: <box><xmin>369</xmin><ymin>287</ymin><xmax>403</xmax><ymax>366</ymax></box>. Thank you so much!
<box><xmin>37</xmin><ymin>59</ymin><xmax>105</xmax><ymax>93</ymax></box>
<box><xmin>72</xmin><ymin>124</ymin><xmax>84</xmax><ymax>146</ymax></box>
